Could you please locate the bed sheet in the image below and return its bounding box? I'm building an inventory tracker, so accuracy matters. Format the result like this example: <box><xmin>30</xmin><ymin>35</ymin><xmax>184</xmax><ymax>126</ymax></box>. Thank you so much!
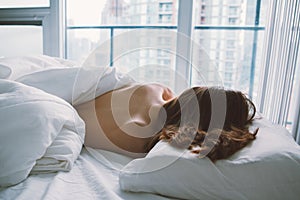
<box><xmin>0</xmin><ymin>148</ymin><xmax>172</xmax><ymax>200</ymax></box>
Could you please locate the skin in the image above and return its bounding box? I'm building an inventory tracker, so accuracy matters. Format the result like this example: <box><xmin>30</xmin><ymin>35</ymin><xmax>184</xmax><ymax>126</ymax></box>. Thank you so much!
<box><xmin>75</xmin><ymin>83</ymin><xmax>175</xmax><ymax>158</ymax></box>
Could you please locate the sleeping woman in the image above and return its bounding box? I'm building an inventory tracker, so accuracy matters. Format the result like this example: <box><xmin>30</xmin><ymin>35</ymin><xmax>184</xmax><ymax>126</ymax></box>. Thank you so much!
<box><xmin>75</xmin><ymin>83</ymin><xmax>258</xmax><ymax>162</ymax></box>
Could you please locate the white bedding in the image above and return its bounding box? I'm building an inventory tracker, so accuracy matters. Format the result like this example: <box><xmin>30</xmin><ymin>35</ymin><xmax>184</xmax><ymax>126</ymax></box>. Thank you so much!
<box><xmin>0</xmin><ymin>55</ymin><xmax>76</xmax><ymax>80</ymax></box>
<box><xmin>0</xmin><ymin>148</ymin><xmax>172</xmax><ymax>200</ymax></box>
<box><xmin>1</xmin><ymin>55</ymin><xmax>300</xmax><ymax>199</ymax></box>
<box><xmin>0</xmin><ymin>56</ymin><xmax>134</xmax><ymax>187</ymax></box>
<box><xmin>0</xmin><ymin>80</ymin><xmax>85</xmax><ymax>187</ymax></box>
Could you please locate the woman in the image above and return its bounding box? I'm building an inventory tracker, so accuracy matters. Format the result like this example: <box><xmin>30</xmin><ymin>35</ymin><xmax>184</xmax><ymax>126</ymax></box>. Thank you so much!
<box><xmin>75</xmin><ymin>83</ymin><xmax>258</xmax><ymax>162</ymax></box>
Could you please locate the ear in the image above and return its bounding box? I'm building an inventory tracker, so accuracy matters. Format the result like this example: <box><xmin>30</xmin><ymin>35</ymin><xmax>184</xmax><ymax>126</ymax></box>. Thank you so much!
<box><xmin>162</xmin><ymin>87</ymin><xmax>175</xmax><ymax>101</ymax></box>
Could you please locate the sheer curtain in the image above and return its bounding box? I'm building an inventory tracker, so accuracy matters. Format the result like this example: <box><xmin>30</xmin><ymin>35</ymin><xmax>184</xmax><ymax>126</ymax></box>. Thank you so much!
<box><xmin>258</xmin><ymin>0</ymin><xmax>300</xmax><ymax>143</ymax></box>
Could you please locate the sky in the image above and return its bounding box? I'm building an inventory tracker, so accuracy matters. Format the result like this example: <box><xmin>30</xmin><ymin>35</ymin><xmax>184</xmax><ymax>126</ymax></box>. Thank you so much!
<box><xmin>67</xmin><ymin>0</ymin><xmax>107</xmax><ymax>26</ymax></box>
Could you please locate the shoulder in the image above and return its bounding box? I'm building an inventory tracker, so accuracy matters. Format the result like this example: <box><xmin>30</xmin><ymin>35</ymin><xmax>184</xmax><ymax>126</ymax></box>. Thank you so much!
<box><xmin>141</xmin><ymin>83</ymin><xmax>173</xmax><ymax>93</ymax></box>
<box><xmin>125</xmin><ymin>83</ymin><xmax>164</xmax><ymax>95</ymax></box>
<box><xmin>139</xmin><ymin>83</ymin><xmax>174</xmax><ymax>99</ymax></box>
<box><xmin>111</xmin><ymin>83</ymin><xmax>175</xmax><ymax>104</ymax></box>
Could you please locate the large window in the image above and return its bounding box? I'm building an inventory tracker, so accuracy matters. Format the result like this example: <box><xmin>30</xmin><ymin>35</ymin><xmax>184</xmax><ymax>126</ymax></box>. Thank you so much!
<box><xmin>66</xmin><ymin>0</ymin><xmax>269</xmax><ymax>98</ymax></box>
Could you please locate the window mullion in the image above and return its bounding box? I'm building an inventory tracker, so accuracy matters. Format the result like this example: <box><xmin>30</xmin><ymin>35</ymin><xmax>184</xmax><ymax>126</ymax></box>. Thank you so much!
<box><xmin>43</xmin><ymin>0</ymin><xmax>65</xmax><ymax>57</ymax></box>
<box><xmin>174</xmin><ymin>0</ymin><xmax>193</xmax><ymax>94</ymax></box>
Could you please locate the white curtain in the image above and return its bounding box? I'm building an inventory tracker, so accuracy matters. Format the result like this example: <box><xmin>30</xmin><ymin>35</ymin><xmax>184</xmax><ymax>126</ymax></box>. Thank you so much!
<box><xmin>258</xmin><ymin>0</ymin><xmax>300</xmax><ymax>142</ymax></box>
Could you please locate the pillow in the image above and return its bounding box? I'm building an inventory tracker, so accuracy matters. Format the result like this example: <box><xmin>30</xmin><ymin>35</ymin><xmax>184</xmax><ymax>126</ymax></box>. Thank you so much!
<box><xmin>0</xmin><ymin>55</ymin><xmax>76</xmax><ymax>80</ymax></box>
<box><xmin>119</xmin><ymin>118</ymin><xmax>300</xmax><ymax>200</ymax></box>
<box><xmin>0</xmin><ymin>79</ymin><xmax>85</xmax><ymax>187</ymax></box>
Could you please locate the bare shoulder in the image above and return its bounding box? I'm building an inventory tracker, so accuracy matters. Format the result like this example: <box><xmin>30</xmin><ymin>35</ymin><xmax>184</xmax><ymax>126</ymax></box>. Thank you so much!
<box><xmin>136</xmin><ymin>83</ymin><xmax>174</xmax><ymax>99</ymax></box>
<box><xmin>140</xmin><ymin>83</ymin><xmax>165</xmax><ymax>92</ymax></box>
<box><xmin>149</xmin><ymin>83</ymin><xmax>175</xmax><ymax>101</ymax></box>
<box><xmin>140</xmin><ymin>83</ymin><xmax>172</xmax><ymax>93</ymax></box>
<box><xmin>93</xmin><ymin>83</ymin><xmax>174</xmax><ymax>107</ymax></box>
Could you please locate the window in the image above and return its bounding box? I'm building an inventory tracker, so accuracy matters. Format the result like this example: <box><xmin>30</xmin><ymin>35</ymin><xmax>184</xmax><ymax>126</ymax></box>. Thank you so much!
<box><xmin>226</xmin><ymin>51</ymin><xmax>234</xmax><ymax>59</ymax></box>
<box><xmin>228</xmin><ymin>6</ymin><xmax>238</xmax><ymax>16</ymax></box>
<box><xmin>159</xmin><ymin>2</ymin><xmax>173</xmax><ymax>12</ymax></box>
<box><xmin>226</xmin><ymin>40</ymin><xmax>235</xmax><ymax>48</ymax></box>
<box><xmin>158</xmin><ymin>36</ymin><xmax>172</xmax><ymax>45</ymax></box>
<box><xmin>200</xmin><ymin>16</ymin><xmax>205</xmax><ymax>24</ymax></box>
<box><xmin>0</xmin><ymin>26</ymin><xmax>43</xmax><ymax>57</ymax></box>
<box><xmin>225</xmin><ymin>62</ymin><xmax>233</xmax><ymax>68</ymax></box>
<box><xmin>228</xmin><ymin>17</ymin><xmax>238</xmax><ymax>24</ymax></box>
<box><xmin>193</xmin><ymin>0</ymin><xmax>270</xmax><ymax>103</ymax></box>
<box><xmin>157</xmin><ymin>49</ymin><xmax>169</xmax><ymax>57</ymax></box>
<box><xmin>66</xmin><ymin>0</ymin><xmax>179</xmax><ymax>90</ymax></box>
<box><xmin>66</xmin><ymin>0</ymin><xmax>269</xmax><ymax>98</ymax></box>
<box><xmin>224</xmin><ymin>72</ymin><xmax>232</xmax><ymax>82</ymax></box>
<box><xmin>159</xmin><ymin>14</ymin><xmax>173</xmax><ymax>23</ymax></box>
<box><xmin>0</xmin><ymin>0</ymin><xmax>64</xmax><ymax>57</ymax></box>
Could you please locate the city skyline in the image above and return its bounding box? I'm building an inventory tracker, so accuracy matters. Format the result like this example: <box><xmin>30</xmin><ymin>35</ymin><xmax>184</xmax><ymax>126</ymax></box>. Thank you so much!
<box><xmin>67</xmin><ymin>0</ymin><xmax>267</xmax><ymax>97</ymax></box>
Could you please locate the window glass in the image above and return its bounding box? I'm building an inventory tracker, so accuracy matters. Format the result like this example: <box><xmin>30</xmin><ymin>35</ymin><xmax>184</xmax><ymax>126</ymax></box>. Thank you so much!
<box><xmin>0</xmin><ymin>0</ymin><xmax>49</xmax><ymax>8</ymax></box>
<box><xmin>67</xmin><ymin>0</ymin><xmax>179</xmax><ymax>89</ymax></box>
<box><xmin>192</xmin><ymin>0</ymin><xmax>270</xmax><ymax>101</ymax></box>
<box><xmin>112</xmin><ymin>29</ymin><xmax>177</xmax><ymax>90</ymax></box>
<box><xmin>67</xmin><ymin>0</ymin><xmax>178</xmax><ymax>26</ymax></box>
<box><xmin>191</xmin><ymin>29</ymin><xmax>265</xmax><ymax>102</ymax></box>
<box><xmin>0</xmin><ymin>25</ymin><xmax>43</xmax><ymax>57</ymax></box>
<box><xmin>194</xmin><ymin>0</ymin><xmax>269</xmax><ymax>26</ymax></box>
<box><xmin>67</xmin><ymin>29</ymin><xmax>110</xmax><ymax>62</ymax></box>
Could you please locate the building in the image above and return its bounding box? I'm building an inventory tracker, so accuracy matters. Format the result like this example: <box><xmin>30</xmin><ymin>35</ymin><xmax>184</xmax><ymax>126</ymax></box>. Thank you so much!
<box><xmin>98</xmin><ymin>0</ymin><xmax>259</xmax><ymax>93</ymax></box>
<box><xmin>101</xmin><ymin>0</ymin><xmax>178</xmax><ymax>89</ymax></box>
<box><xmin>192</xmin><ymin>0</ymin><xmax>258</xmax><ymax>94</ymax></box>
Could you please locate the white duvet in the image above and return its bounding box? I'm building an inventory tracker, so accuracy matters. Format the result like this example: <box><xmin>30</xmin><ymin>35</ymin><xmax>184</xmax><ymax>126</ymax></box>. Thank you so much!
<box><xmin>0</xmin><ymin>80</ymin><xmax>85</xmax><ymax>187</ymax></box>
<box><xmin>0</xmin><ymin>55</ymin><xmax>135</xmax><ymax>187</ymax></box>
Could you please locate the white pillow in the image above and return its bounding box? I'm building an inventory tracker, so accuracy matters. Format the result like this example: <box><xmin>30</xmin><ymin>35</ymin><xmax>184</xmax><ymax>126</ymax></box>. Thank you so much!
<box><xmin>0</xmin><ymin>79</ymin><xmax>85</xmax><ymax>187</ymax></box>
<box><xmin>0</xmin><ymin>55</ymin><xmax>76</xmax><ymax>80</ymax></box>
<box><xmin>119</xmin><ymin>118</ymin><xmax>300</xmax><ymax>200</ymax></box>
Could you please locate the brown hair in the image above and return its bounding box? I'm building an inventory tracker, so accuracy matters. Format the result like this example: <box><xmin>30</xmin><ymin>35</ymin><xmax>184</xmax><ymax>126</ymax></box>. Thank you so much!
<box><xmin>147</xmin><ymin>87</ymin><xmax>258</xmax><ymax>162</ymax></box>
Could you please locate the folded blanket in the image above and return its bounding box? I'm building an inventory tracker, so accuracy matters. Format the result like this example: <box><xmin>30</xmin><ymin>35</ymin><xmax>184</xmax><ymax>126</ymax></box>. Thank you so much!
<box><xmin>0</xmin><ymin>80</ymin><xmax>85</xmax><ymax>187</ymax></box>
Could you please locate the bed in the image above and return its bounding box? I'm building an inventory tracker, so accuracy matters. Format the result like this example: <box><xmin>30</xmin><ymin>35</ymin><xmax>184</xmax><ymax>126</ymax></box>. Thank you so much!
<box><xmin>1</xmin><ymin>55</ymin><xmax>300</xmax><ymax>200</ymax></box>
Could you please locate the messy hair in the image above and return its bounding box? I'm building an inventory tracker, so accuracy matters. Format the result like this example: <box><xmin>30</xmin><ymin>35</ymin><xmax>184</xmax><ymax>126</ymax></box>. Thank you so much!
<box><xmin>148</xmin><ymin>87</ymin><xmax>258</xmax><ymax>162</ymax></box>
